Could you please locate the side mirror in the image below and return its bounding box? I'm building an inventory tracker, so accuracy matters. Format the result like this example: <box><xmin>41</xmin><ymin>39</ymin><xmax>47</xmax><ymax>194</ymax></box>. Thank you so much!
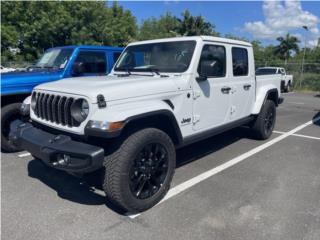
<box><xmin>197</xmin><ymin>60</ymin><xmax>213</xmax><ymax>81</ymax></box>
<box><xmin>196</xmin><ymin>74</ymin><xmax>207</xmax><ymax>82</ymax></box>
<box><xmin>72</xmin><ymin>62</ymin><xmax>85</xmax><ymax>76</ymax></box>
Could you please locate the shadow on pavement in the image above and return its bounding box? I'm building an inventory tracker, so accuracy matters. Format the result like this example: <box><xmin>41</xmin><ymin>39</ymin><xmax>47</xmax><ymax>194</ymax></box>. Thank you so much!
<box><xmin>176</xmin><ymin>127</ymin><xmax>250</xmax><ymax>167</ymax></box>
<box><xmin>312</xmin><ymin>111</ymin><xmax>320</xmax><ymax>126</ymax></box>
<box><xmin>27</xmin><ymin>160</ymin><xmax>126</xmax><ymax>214</ymax></box>
<box><xmin>27</xmin><ymin>126</ymin><xmax>254</xmax><ymax>214</ymax></box>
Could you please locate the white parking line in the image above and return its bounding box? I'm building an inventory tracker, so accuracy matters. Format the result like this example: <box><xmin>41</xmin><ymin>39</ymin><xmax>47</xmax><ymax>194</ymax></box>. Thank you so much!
<box><xmin>128</xmin><ymin>117</ymin><xmax>320</xmax><ymax>219</ymax></box>
<box><xmin>18</xmin><ymin>152</ymin><xmax>31</xmax><ymax>158</ymax></box>
<box><xmin>273</xmin><ymin>130</ymin><xmax>320</xmax><ymax>140</ymax></box>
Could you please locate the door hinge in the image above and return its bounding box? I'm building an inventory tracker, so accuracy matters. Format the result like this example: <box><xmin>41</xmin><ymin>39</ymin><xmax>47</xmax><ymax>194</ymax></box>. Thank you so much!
<box><xmin>193</xmin><ymin>91</ymin><xmax>201</xmax><ymax>99</ymax></box>
<box><xmin>193</xmin><ymin>115</ymin><xmax>200</xmax><ymax>124</ymax></box>
<box><xmin>230</xmin><ymin>106</ymin><xmax>236</xmax><ymax>115</ymax></box>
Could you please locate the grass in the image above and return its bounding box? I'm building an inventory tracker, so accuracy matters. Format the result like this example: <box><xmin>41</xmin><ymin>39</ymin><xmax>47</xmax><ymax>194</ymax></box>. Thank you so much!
<box><xmin>292</xmin><ymin>72</ymin><xmax>320</xmax><ymax>92</ymax></box>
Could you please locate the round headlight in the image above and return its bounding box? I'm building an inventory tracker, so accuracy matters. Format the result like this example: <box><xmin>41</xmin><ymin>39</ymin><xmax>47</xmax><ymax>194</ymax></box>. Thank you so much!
<box><xmin>31</xmin><ymin>92</ymin><xmax>37</xmax><ymax>111</ymax></box>
<box><xmin>71</xmin><ymin>99</ymin><xmax>89</xmax><ymax>123</ymax></box>
<box><xmin>81</xmin><ymin>99</ymin><xmax>89</xmax><ymax>117</ymax></box>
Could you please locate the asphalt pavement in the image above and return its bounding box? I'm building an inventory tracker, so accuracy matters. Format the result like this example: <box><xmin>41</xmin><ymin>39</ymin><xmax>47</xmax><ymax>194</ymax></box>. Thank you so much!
<box><xmin>2</xmin><ymin>92</ymin><xmax>320</xmax><ymax>240</ymax></box>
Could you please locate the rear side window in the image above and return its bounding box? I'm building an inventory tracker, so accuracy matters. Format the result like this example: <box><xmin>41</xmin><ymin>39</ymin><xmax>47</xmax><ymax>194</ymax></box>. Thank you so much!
<box><xmin>232</xmin><ymin>47</ymin><xmax>248</xmax><ymax>76</ymax></box>
<box><xmin>74</xmin><ymin>51</ymin><xmax>107</xmax><ymax>74</ymax></box>
<box><xmin>113</xmin><ymin>52</ymin><xmax>121</xmax><ymax>63</ymax></box>
<box><xmin>198</xmin><ymin>45</ymin><xmax>226</xmax><ymax>77</ymax></box>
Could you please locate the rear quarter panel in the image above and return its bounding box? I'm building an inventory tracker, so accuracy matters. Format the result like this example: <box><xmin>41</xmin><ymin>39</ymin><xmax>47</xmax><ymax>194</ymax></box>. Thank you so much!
<box><xmin>251</xmin><ymin>74</ymin><xmax>281</xmax><ymax>114</ymax></box>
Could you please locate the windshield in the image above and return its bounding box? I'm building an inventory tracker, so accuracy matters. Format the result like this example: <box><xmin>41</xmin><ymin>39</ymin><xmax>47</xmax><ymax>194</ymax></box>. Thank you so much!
<box><xmin>114</xmin><ymin>41</ymin><xmax>196</xmax><ymax>73</ymax></box>
<box><xmin>256</xmin><ymin>68</ymin><xmax>277</xmax><ymax>75</ymax></box>
<box><xmin>35</xmin><ymin>48</ymin><xmax>74</xmax><ymax>69</ymax></box>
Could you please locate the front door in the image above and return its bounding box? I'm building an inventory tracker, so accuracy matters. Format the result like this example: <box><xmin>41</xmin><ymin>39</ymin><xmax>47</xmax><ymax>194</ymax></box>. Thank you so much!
<box><xmin>192</xmin><ymin>43</ymin><xmax>232</xmax><ymax>132</ymax></box>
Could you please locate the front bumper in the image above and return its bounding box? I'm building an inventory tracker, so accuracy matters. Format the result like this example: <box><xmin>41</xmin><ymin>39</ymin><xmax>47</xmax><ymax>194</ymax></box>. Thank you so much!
<box><xmin>10</xmin><ymin>120</ymin><xmax>104</xmax><ymax>173</ymax></box>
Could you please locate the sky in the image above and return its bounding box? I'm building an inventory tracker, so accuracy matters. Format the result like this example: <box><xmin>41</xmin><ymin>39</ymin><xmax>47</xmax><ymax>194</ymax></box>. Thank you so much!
<box><xmin>114</xmin><ymin>0</ymin><xmax>320</xmax><ymax>47</ymax></box>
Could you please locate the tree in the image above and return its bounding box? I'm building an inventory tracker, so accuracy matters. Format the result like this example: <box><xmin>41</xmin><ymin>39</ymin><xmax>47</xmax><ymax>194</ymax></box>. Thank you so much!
<box><xmin>139</xmin><ymin>10</ymin><xmax>219</xmax><ymax>40</ymax></box>
<box><xmin>1</xmin><ymin>1</ymin><xmax>137</xmax><ymax>63</ymax></box>
<box><xmin>139</xmin><ymin>13</ymin><xmax>179</xmax><ymax>40</ymax></box>
<box><xmin>274</xmin><ymin>33</ymin><xmax>300</xmax><ymax>64</ymax></box>
<box><xmin>177</xmin><ymin>10</ymin><xmax>219</xmax><ymax>37</ymax></box>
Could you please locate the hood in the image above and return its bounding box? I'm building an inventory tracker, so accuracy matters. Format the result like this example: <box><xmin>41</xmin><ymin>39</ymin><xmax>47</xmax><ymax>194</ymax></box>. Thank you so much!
<box><xmin>1</xmin><ymin>70</ymin><xmax>64</xmax><ymax>87</ymax></box>
<box><xmin>35</xmin><ymin>75</ymin><xmax>182</xmax><ymax>102</ymax></box>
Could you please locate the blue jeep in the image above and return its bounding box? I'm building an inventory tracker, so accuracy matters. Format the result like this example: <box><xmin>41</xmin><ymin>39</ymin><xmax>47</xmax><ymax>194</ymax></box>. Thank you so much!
<box><xmin>1</xmin><ymin>45</ymin><xmax>123</xmax><ymax>152</ymax></box>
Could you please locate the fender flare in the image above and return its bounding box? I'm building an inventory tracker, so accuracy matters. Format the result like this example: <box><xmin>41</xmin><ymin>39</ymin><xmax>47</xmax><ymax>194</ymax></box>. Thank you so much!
<box><xmin>86</xmin><ymin>106</ymin><xmax>183</xmax><ymax>145</ymax></box>
<box><xmin>123</xmin><ymin>109</ymin><xmax>183</xmax><ymax>144</ymax></box>
<box><xmin>252</xmin><ymin>88</ymin><xmax>279</xmax><ymax>115</ymax></box>
<box><xmin>263</xmin><ymin>88</ymin><xmax>279</xmax><ymax>106</ymax></box>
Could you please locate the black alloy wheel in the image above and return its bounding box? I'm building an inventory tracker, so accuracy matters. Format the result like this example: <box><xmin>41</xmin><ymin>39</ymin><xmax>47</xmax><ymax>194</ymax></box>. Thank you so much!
<box><xmin>264</xmin><ymin>107</ymin><xmax>275</xmax><ymax>136</ymax></box>
<box><xmin>129</xmin><ymin>143</ymin><xmax>169</xmax><ymax>199</ymax></box>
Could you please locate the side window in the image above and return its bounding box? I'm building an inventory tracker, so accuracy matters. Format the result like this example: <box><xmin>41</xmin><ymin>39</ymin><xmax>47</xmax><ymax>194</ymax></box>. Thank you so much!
<box><xmin>232</xmin><ymin>47</ymin><xmax>248</xmax><ymax>76</ymax></box>
<box><xmin>74</xmin><ymin>51</ymin><xmax>107</xmax><ymax>74</ymax></box>
<box><xmin>113</xmin><ymin>52</ymin><xmax>121</xmax><ymax>63</ymax></box>
<box><xmin>198</xmin><ymin>45</ymin><xmax>226</xmax><ymax>77</ymax></box>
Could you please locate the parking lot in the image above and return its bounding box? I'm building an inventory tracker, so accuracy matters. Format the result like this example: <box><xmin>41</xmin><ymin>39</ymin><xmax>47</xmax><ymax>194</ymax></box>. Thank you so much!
<box><xmin>2</xmin><ymin>92</ymin><xmax>320</xmax><ymax>240</ymax></box>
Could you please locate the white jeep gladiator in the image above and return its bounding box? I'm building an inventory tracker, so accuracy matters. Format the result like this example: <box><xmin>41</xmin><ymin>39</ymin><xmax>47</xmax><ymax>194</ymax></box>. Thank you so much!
<box><xmin>256</xmin><ymin>67</ymin><xmax>293</xmax><ymax>92</ymax></box>
<box><xmin>11</xmin><ymin>36</ymin><xmax>283</xmax><ymax>213</ymax></box>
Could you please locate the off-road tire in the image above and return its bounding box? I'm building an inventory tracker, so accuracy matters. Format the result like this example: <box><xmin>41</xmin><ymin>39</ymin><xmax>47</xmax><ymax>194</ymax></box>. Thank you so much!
<box><xmin>102</xmin><ymin>128</ymin><xmax>176</xmax><ymax>213</ymax></box>
<box><xmin>251</xmin><ymin>100</ymin><xmax>276</xmax><ymax>140</ymax></box>
<box><xmin>1</xmin><ymin>103</ymin><xmax>23</xmax><ymax>152</ymax></box>
<box><xmin>284</xmin><ymin>82</ymin><xmax>291</xmax><ymax>92</ymax></box>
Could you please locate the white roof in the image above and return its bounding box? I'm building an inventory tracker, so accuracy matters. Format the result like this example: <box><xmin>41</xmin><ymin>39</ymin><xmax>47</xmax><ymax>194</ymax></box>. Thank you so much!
<box><xmin>128</xmin><ymin>36</ymin><xmax>252</xmax><ymax>47</ymax></box>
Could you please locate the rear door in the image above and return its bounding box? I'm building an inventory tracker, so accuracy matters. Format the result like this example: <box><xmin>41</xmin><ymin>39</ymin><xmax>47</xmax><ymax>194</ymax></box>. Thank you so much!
<box><xmin>229</xmin><ymin>46</ymin><xmax>255</xmax><ymax>121</ymax></box>
<box><xmin>192</xmin><ymin>43</ymin><xmax>232</xmax><ymax>131</ymax></box>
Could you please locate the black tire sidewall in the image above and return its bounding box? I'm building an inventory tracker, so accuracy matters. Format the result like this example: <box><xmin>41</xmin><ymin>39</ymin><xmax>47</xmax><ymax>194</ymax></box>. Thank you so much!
<box><xmin>121</xmin><ymin>129</ymin><xmax>175</xmax><ymax>212</ymax></box>
<box><xmin>103</xmin><ymin>128</ymin><xmax>176</xmax><ymax>213</ymax></box>
<box><xmin>263</xmin><ymin>102</ymin><xmax>276</xmax><ymax>137</ymax></box>
<box><xmin>252</xmin><ymin>100</ymin><xmax>276</xmax><ymax>140</ymax></box>
<box><xmin>1</xmin><ymin>103</ymin><xmax>23</xmax><ymax>152</ymax></box>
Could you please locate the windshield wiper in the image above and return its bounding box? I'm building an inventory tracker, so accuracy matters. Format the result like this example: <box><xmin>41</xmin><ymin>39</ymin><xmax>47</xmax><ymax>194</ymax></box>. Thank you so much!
<box><xmin>148</xmin><ymin>68</ymin><xmax>169</xmax><ymax>77</ymax></box>
<box><xmin>114</xmin><ymin>68</ymin><xmax>132</xmax><ymax>77</ymax></box>
<box><xmin>114</xmin><ymin>68</ymin><xmax>155</xmax><ymax>77</ymax></box>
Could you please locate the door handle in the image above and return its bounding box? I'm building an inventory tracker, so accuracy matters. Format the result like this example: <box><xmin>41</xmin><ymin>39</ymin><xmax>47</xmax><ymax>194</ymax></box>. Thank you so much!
<box><xmin>243</xmin><ymin>84</ymin><xmax>251</xmax><ymax>90</ymax></box>
<box><xmin>221</xmin><ymin>86</ymin><xmax>231</xmax><ymax>94</ymax></box>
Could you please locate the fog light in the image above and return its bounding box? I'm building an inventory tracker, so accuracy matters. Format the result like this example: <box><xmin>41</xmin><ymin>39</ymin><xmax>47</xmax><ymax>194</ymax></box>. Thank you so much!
<box><xmin>53</xmin><ymin>154</ymin><xmax>70</xmax><ymax>166</ymax></box>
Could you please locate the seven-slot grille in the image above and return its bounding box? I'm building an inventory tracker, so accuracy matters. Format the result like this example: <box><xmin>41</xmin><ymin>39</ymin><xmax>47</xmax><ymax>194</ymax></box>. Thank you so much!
<box><xmin>33</xmin><ymin>92</ymin><xmax>80</xmax><ymax>127</ymax></box>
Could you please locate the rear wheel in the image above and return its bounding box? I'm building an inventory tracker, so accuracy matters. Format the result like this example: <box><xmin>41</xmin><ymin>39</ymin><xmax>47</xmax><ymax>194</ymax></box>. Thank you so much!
<box><xmin>284</xmin><ymin>82</ymin><xmax>291</xmax><ymax>92</ymax></box>
<box><xmin>1</xmin><ymin>103</ymin><xmax>24</xmax><ymax>152</ymax></box>
<box><xmin>103</xmin><ymin>128</ymin><xmax>176</xmax><ymax>213</ymax></box>
<box><xmin>251</xmin><ymin>100</ymin><xmax>276</xmax><ymax>140</ymax></box>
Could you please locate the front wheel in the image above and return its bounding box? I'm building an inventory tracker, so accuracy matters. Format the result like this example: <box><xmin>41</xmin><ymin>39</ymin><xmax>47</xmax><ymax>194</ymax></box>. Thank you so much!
<box><xmin>1</xmin><ymin>103</ymin><xmax>24</xmax><ymax>152</ymax></box>
<box><xmin>103</xmin><ymin>128</ymin><xmax>176</xmax><ymax>213</ymax></box>
<box><xmin>251</xmin><ymin>100</ymin><xmax>276</xmax><ymax>140</ymax></box>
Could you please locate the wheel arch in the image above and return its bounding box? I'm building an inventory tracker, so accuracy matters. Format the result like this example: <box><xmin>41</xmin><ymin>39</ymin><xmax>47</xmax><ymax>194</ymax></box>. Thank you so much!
<box><xmin>265</xmin><ymin>89</ymin><xmax>279</xmax><ymax>106</ymax></box>
<box><xmin>1</xmin><ymin>93</ymin><xmax>30</xmax><ymax>107</ymax></box>
<box><xmin>252</xmin><ymin>87</ymin><xmax>280</xmax><ymax>114</ymax></box>
<box><xmin>120</xmin><ymin>110</ymin><xmax>183</xmax><ymax>146</ymax></box>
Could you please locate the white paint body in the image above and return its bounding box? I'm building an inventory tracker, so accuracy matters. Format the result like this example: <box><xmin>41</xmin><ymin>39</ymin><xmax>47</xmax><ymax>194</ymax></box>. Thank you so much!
<box><xmin>30</xmin><ymin>36</ymin><xmax>281</xmax><ymax>139</ymax></box>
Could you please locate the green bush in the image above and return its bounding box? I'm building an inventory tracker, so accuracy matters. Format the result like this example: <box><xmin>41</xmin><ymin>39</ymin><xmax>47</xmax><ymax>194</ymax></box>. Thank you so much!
<box><xmin>293</xmin><ymin>73</ymin><xmax>320</xmax><ymax>91</ymax></box>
